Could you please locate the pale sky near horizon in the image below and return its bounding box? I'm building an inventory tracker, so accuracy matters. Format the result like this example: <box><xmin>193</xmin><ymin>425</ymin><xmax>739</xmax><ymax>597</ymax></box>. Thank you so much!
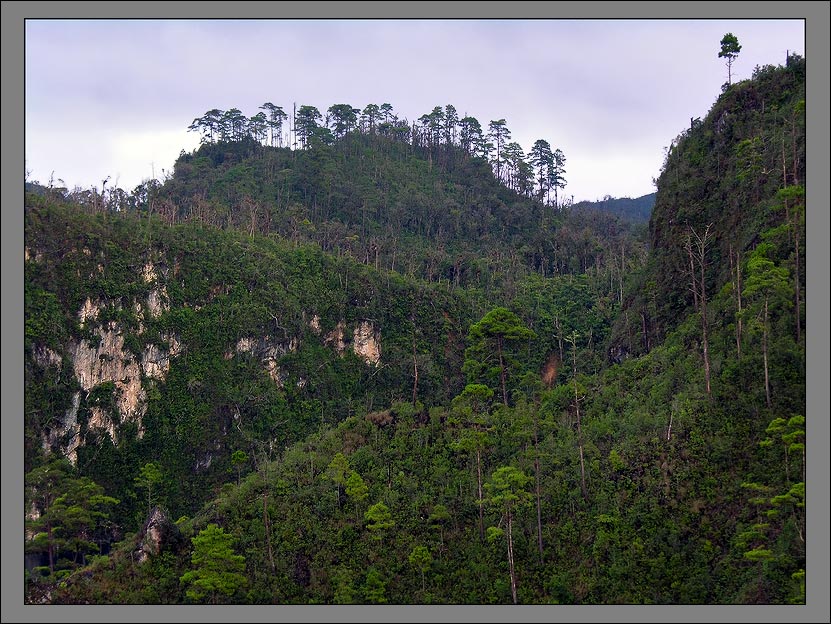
<box><xmin>25</xmin><ymin>19</ymin><xmax>805</xmax><ymax>203</ymax></box>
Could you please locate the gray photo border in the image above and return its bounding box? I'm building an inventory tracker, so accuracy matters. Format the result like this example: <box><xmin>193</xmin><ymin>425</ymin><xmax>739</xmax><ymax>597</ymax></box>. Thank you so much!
<box><xmin>3</xmin><ymin>1</ymin><xmax>828</xmax><ymax>623</ymax></box>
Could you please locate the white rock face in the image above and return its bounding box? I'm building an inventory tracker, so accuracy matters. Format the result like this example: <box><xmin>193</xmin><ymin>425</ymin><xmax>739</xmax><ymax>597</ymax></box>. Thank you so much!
<box><xmin>324</xmin><ymin>321</ymin><xmax>348</xmax><ymax>354</ymax></box>
<box><xmin>136</xmin><ymin>506</ymin><xmax>178</xmax><ymax>564</ymax></box>
<box><xmin>87</xmin><ymin>406</ymin><xmax>116</xmax><ymax>442</ymax></box>
<box><xmin>353</xmin><ymin>321</ymin><xmax>381</xmax><ymax>366</ymax></box>
<box><xmin>141</xmin><ymin>261</ymin><xmax>170</xmax><ymax>319</ymax></box>
<box><xmin>25</xmin><ymin>247</ymin><xmax>44</xmax><ymax>263</ymax></box>
<box><xmin>323</xmin><ymin>319</ymin><xmax>381</xmax><ymax>365</ymax></box>
<box><xmin>309</xmin><ymin>314</ymin><xmax>322</xmax><ymax>335</ymax></box>
<box><xmin>42</xmin><ymin>392</ymin><xmax>82</xmax><ymax>464</ymax></box>
<box><xmin>142</xmin><ymin>344</ymin><xmax>170</xmax><ymax>380</ymax></box>
<box><xmin>40</xmin><ymin>257</ymin><xmax>183</xmax><ymax>464</ymax></box>
<box><xmin>146</xmin><ymin>288</ymin><xmax>169</xmax><ymax>319</ymax></box>
<box><xmin>33</xmin><ymin>345</ymin><xmax>62</xmax><ymax>369</ymax></box>
<box><xmin>69</xmin><ymin>324</ymin><xmax>147</xmax><ymax>429</ymax></box>
<box><xmin>227</xmin><ymin>335</ymin><xmax>298</xmax><ymax>385</ymax></box>
<box><xmin>78</xmin><ymin>297</ymin><xmax>101</xmax><ymax>327</ymax></box>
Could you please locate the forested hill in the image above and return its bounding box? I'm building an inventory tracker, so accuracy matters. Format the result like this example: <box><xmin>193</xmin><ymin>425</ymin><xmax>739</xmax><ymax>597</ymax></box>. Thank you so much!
<box><xmin>24</xmin><ymin>57</ymin><xmax>806</xmax><ymax>606</ymax></box>
<box><xmin>572</xmin><ymin>193</ymin><xmax>655</xmax><ymax>223</ymax></box>
<box><xmin>103</xmin><ymin>103</ymin><xmax>643</xmax><ymax>291</ymax></box>
<box><xmin>611</xmin><ymin>56</ymin><xmax>805</xmax><ymax>355</ymax></box>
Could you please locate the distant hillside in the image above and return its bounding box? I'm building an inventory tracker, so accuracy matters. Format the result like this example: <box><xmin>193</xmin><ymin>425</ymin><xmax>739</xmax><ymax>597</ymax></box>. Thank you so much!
<box><xmin>572</xmin><ymin>193</ymin><xmax>655</xmax><ymax>223</ymax></box>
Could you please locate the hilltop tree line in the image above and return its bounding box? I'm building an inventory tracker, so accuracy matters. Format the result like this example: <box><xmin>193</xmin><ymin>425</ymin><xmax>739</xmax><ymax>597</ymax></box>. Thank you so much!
<box><xmin>187</xmin><ymin>102</ymin><xmax>567</xmax><ymax>206</ymax></box>
<box><xmin>29</xmin><ymin>99</ymin><xmax>638</xmax><ymax>309</ymax></box>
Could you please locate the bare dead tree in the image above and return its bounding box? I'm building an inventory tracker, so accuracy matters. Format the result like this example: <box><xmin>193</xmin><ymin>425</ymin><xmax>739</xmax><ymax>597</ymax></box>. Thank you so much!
<box><xmin>684</xmin><ymin>224</ymin><xmax>714</xmax><ymax>396</ymax></box>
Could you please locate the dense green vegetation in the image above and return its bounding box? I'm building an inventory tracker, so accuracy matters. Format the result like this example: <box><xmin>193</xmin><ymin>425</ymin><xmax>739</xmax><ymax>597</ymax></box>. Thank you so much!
<box><xmin>572</xmin><ymin>193</ymin><xmax>655</xmax><ymax>224</ymax></box>
<box><xmin>24</xmin><ymin>56</ymin><xmax>806</xmax><ymax>605</ymax></box>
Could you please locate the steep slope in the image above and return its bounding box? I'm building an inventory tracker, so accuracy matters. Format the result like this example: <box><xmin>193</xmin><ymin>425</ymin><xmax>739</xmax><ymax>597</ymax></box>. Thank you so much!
<box><xmin>24</xmin><ymin>193</ymin><xmax>621</xmax><ymax>534</ymax></box>
<box><xmin>24</xmin><ymin>197</ymin><xmax>480</xmax><ymax>526</ymax></box>
<box><xmin>612</xmin><ymin>56</ymin><xmax>805</xmax><ymax>355</ymax></box>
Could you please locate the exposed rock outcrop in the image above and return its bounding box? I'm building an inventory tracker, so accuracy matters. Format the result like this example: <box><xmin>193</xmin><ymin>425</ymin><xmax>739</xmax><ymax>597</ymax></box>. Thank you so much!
<box><xmin>353</xmin><ymin>320</ymin><xmax>381</xmax><ymax>366</ymax></box>
<box><xmin>135</xmin><ymin>506</ymin><xmax>182</xmax><ymax>564</ymax></box>
<box><xmin>141</xmin><ymin>261</ymin><xmax>170</xmax><ymax>319</ymax></box>
<box><xmin>78</xmin><ymin>297</ymin><xmax>101</xmax><ymax>328</ymax></box>
<box><xmin>324</xmin><ymin>321</ymin><xmax>348</xmax><ymax>354</ymax></box>
<box><xmin>24</xmin><ymin>247</ymin><xmax>44</xmax><ymax>263</ymax></box>
<box><xmin>69</xmin><ymin>323</ymin><xmax>147</xmax><ymax>436</ymax></box>
<box><xmin>33</xmin><ymin>345</ymin><xmax>62</xmax><ymax>369</ymax></box>
<box><xmin>226</xmin><ymin>335</ymin><xmax>298</xmax><ymax>385</ymax></box>
<box><xmin>324</xmin><ymin>319</ymin><xmax>382</xmax><ymax>365</ymax></box>
<box><xmin>309</xmin><ymin>314</ymin><xmax>322</xmax><ymax>335</ymax></box>
<box><xmin>42</xmin><ymin>391</ymin><xmax>82</xmax><ymax>464</ymax></box>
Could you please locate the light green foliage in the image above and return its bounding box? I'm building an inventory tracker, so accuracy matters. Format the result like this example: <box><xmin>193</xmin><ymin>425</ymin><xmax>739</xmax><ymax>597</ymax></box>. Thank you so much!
<box><xmin>345</xmin><ymin>471</ymin><xmax>368</xmax><ymax>504</ymax></box>
<box><xmin>363</xmin><ymin>567</ymin><xmax>387</xmax><ymax>604</ymax></box>
<box><xmin>485</xmin><ymin>466</ymin><xmax>533</xmax><ymax>512</ymax></box>
<box><xmin>325</xmin><ymin>452</ymin><xmax>351</xmax><ymax>510</ymax></box>
<box><xmin>486</xmin><ymin>526</ymin><xmax>505</xmax><ymax>544</ymax></box>
<box><xmin>408</xmin><ymin>545</ymin><xmax>433</xmax><ymax>591</ymax></box>
<box><xmin>345</xmin><ymin>470</ymin><xmax>368</xmax><ymax>522</ymax></box>
<box><xmin>135</xmin><ymin>462</ymin><xmax>164</xmax><ymax>516</ymax></box>
<box><xmin>608</xmin><ymin>449</ymin><xmax>625</xmax><ymax>472</ymax></box>
<box><xmin>25</xmin><ymin>459</ymin><xmax>119</xmax><ymax>574</ymax></box>
<box><xmin>179</xmin><ymin>524</ymin><xmax>247</xmax><ymax>604</ymax></box>
<box><xmin>332</xmin><ymin>568</ymin><xmax>357</xmax><ymax>604</ymax></box>
<box><xmin>364</xmin><ymin>502</ymin><xmax>395</xmax><ymax>532</ymax></box>
<box><xmin>230</xmin><ymin>450</ymin><xmax>248</xmax><ymax>486</ymax></box>
<box><xmin>743</xmin><ymin>547</ymin><xmax>774</xmax><ymax>562</ymax></box>
<box><xmin>51</xmin><ymin>479</ymin><xmax>119</xmax><ymax>559</ymax></box>
<box><xmin>25</xmin><ymin>59</ymin><xmax>807</xmax><ymax>605</ymax></box>
<box><xmin>325</xmin><ymin>452</ymin><xmax>350</xmax><ymax>487</ymax></box>
<box><xmin>743</xmin><ymin>243</ymin><xmax>791</xmax><ymax>308</ymax></box>
<box><xmin>450</xmin><ymin>385</ymin><xmax>494</xmax><ymax>450</ymax></box>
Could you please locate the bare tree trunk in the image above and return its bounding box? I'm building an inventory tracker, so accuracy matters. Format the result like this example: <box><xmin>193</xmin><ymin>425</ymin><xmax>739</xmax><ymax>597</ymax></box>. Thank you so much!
<box><xmin>507</xmin><ymin>510</ymin><xmax>518</xmax><ymax>604</ymax></box>
<box><xmin>619</xmin><ymin>243</ymin><xmax>625</xmax><ymax>305</ymax></box>
<box><xmin>730</xmin><ymin>244</ymin><xmax>743</xmax><ymax>358</ymax></box>
<box><xmin>700</xmin><ymin>280</ymin><xmax>711</xmax><ymax>396</ymax></box>
<box><xmin>763</xmin><ymin>297</ymin><xmax>771</xmax><ymax>409</ymax></box>
<box><xmin>782</xmin><ymin>135</ymin><xmax>801</xmax><ymax>344</ymax></box>
<box><xmin>571</xmin><ymin>338</ymin><xmax>587</xmax><ymax>500</ymax></box>
<box><xmin>794</xmin><ymin>229</ymin><xmax>801</xmax><ymax>344</ymax></box>
<box><xmin>412</xmin><ymin>330</ymin><xmax>419</xmax><ymax>407</ymax></box>
<box><xmin>498</xmin><ymin>336</ymin><xmax>508</xmax><ymax>406</ymax></box>
<box><xmin>577</xmin><ymin>418</ymin><xmax>587</xmax><ymax>500</ymax></box>
<box><xmin>47</xmin><ymin>522</ymin><xmax>54</xmax><ymax>574</ymax></box>
<box><xmin>476</xmin><ymin>448</ymin><xmax>484</xmax><ymax>541</ymax></box>
<box><xmin>263</xmin><ymin>490</ymin><xmax>275</xmax><ymax>572</ymax></box>
<box><xmin>687</xmin><ymin>239</ymin><xmax>699</xmax><ymax>312</ymax></box>
<box><xmin>534</xmin><ymin>424</ymin><xmax>543</xmax><ymax>559</ymax></box>
<box><xmin>554</xmin><ymin>316</ymin><xmax>564</xmax><ymax>362</ymax></box>
<box><xmin>686</xmin><ymin>226</ymin><xmax>713</xmax><ymax>395</ymax></box>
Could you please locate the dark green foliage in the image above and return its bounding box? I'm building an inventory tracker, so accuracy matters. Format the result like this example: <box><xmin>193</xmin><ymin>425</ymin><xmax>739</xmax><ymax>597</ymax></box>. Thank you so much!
<box><xmin>463</xmin><ymin>307</ymin><xmax>536</xmax><ymax>406</ymax></box>
<box><xmin>572</xmin><ymin>193</ymin><xmax>655</xmax><ymax>223</ymax></box>
<box><xmin>719</xmin><ymin>33</ymin><xmax>742</xmax><ymax>84</ymax></box>
<box><xmin>25</xmin><ymin>459</ymin><xmax>119</xmax><ymax>583</ymax></box>
<box><xmin>612</xmin><ymin>57</ymin><xmax>805</xmax><ymax>358</ymax></box>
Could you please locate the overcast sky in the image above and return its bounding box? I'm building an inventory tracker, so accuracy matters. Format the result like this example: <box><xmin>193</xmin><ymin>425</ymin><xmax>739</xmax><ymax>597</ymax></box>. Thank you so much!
<box><xmin>25</xmin><ymin>19</ymin><xmax>804</xmax><ymax>203</ymax></box>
